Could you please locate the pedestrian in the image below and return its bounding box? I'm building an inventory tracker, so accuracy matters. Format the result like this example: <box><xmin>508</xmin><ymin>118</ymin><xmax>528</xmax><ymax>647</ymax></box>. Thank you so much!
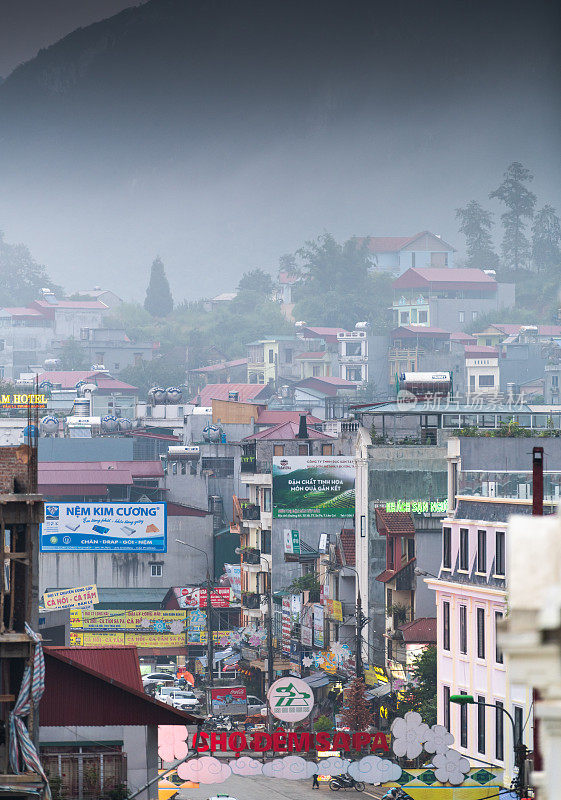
<box><xmin>312</xmin><ymin>772</ymin><xmax>319</xmax><ymax>789</ymax></box>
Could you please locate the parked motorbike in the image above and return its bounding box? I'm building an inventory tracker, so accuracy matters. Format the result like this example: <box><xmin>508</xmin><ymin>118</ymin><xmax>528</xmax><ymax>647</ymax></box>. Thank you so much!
<box><xmin>329</xmin><ymin>775</ymin><xmax>365</xmax><ymax>792</ymax></box>
<box><xmin>382</xmin><ymin>790</ymin><xmax>411</xmax><ymax>800</ymax></box>
<box><xmin>203</xmin><ymin>714</ymin><xmax>233</xmax><ymax>731</ymax></box>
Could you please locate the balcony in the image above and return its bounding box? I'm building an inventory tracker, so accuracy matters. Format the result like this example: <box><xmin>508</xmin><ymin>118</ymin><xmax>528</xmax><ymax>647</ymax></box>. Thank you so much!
<box><xmin>241</xmin><ymin>502</ymin><xmax>261</xmax><ymax>521</ymax></box>
<box><xmin>242</xmin><ymin>592</ymin><xmax>261</xmax><ymax>609</ymax></box>
<box><xmin>339</xmin><ymin>354</ymin><xmax>366</xmax><ymax>364</ymax></box>
<box><xmin>241</xmin><ymin>547</ymin><xmax>261</xmax><ymax>565</ymax></box>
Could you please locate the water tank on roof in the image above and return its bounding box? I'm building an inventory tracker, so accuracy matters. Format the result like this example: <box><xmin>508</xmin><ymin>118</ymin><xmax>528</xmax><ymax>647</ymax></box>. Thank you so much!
<box><xmin>72</xmin><ymin>398</ymin><xmax>90</xmax><ymax>416</ymax></box>
<box><xmin>117</xmin><ymin>418</ymin><xmax>133</xmax><ymax>431</ymax></box>
<box><xmin>149</xmin><ymin>386</ymin><xmax>166</xmax><ymax>404</ymax></box>
<box><xmin>44</xmin><ymin>358</ymin><xmax>60</xmax><ymax>370</ymax></box>
<box><xmin>75</xmin><ymin>380</ymin><xmax>86</xmax><ymax>390</ymax></box>
<box><xmin>203</xmin><ymin>424</ymin><xmax>222</xmax><ymax>443</ymax></box>
<box><xmin>40</xmin><ymin>416</ymin><xmax>59</xmax><ymax>435</ymax></box>
<box><xmin>165</xmin><ymin>386</ymin><xmax>183</xmax><ymax>404</ymax></box>
<box><xmin>355</xmin><ymin>321</ymin><xmax>370</xmax><ymax>330</ymax></box>
<box><xmin>101</xmin><ymin>415</ymin><xmax>118</xmax><ymax>432</ymax></box>
<box><xmin>39</xmin><ymin>380</ymin><xmax>53</xmax><ymax>391</ymax></box>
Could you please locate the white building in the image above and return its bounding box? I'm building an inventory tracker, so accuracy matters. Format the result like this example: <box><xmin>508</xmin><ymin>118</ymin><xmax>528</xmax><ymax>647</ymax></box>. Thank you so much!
<box><xmin>362</xmin><ymin>231</ymin><xmax>456</xmax><ymax>274</ymax></box>
<box><xmin>465</xmin><ymin>346</ymin><xmax>500</xmax><ymax>399</ymax></box>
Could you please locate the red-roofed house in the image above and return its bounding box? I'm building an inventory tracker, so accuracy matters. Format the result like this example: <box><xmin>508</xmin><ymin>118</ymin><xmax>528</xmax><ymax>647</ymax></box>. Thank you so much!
<box><xmin>193</xmin><ymin>382</ymin><xmax>273</xmax><ymax>406</ymax></box>
<box><xmin>256</xmin><ymin>409</ymin><xmax>322</xmax><ymax>429</ymax></box>
<box><xmin>359</xmin><ymin>231</ymin><xmax>456</xmax><ymax>273</ymax></box>
<box><xmin>391</xmin><ymin>617</ymin><xmax>437</xmax><ymax>680</ymax></box>
<box><xmin>295</xmin><ymin>350</ymin><xmax>333</xmax><ymax>379</ymax></box>
<box><xmin>40</xmin><ymin>645</ymin><xmax>198</xmax><ymax>799</ymax></box>
<box><xmin>36</xmin><ymin>369</ymin><xmax>139</xmax><ymax>418</ymax></box>
<box><xmin>392</xmin><ymin>267</ymin><xmax>515</xmax><ymax>330</ymax></box>
<box><xmin>475</xmin><ymin>322</ymin><xmax>561</xmax><ymax>347</ymax></box>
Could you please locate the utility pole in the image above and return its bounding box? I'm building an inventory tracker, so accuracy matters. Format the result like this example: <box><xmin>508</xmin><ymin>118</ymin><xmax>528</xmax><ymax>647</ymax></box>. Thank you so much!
<box><xmin>356</xmin><ymin>587</ymin><xmax>365</xmax><ymax>679</ymax></box>
<box><xmin>266</xmin><ymin>573</ymin><xmax>274</xmax><ymax>690</ymax></box>
<box><xmin>206</xmin><ymin>572</ymin><xmax>214</xmax><ymax>688</ymax></box>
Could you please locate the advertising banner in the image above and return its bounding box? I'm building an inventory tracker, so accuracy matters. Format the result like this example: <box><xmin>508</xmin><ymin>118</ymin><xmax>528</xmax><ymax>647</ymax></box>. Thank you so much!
<box><xmin>273</xmin><ymin>456</ymin><xmax>355</xmax><ymax>518</ymax></box>
<box><xmin>224</xmin><ymin>564</ymin><xmax>241</xmax><ymax>598</ymax></box>
<box><xmin>41</xmin><ymin>502</ymin><xmax>166</xmax><ymax>552</ymax></box>
<box><xmin>69</xmin><ymin>631</ymin><xmax>186</xmax><ymax>648</ymax></box>
<box><xmin>313</xmin><ymin>603</ymin><xmax>324</xmax><ymax>648</ymax></box>
<box><xmin>43</xmin><ymin>584</ymin><xmax>98</xmax><ymax>611</ymax></box>
<box><xmin>283</xmin><ymin>528</ymin><xmax>301</xmax><ymax>554</ymax></box>
<box><xmin>267</xmin><ymin>677</ymin><xmax>314</xmax><ymax>722</ymax></box>
<box><xmin>70</xmin><ymin>609</ymin><xmax>186</xmax><ymax>631</ymax></box>
<box><xmin>300</xmin><ymin>605</ymin><xmax>313</xmax><ymax>648</ymax></box>
<box><xmin>175</xmin><ymin>587</ymin><xmax>231</xmax><ymax>609</ymax></box>
<box><xmin>125</xmin><ymin>632</ymin><xmax>185</xmax><ymax>648</ymax></box>
<box><xmin>210</xmin><ymin>686</ymin><xmax>247</xmax><ymax>717</ymax></box>
<box><xmin>332</xmin><ymin>600</ymin><xmax>343</xmax><ymax>622</ymax></box>
<box><xmin>282</xmin><ymin>596</ymin><xmax>292</xmax><ymax>655</ymax></box>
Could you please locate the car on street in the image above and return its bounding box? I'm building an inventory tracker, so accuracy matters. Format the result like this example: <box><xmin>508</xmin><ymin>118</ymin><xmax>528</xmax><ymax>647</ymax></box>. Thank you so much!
<box><xmin>142</xmin><ymin>671</ymin><xmax>175</xmax><ymax>688</ymax></box>
<box><xmin>246</xmin><ymin>695</ymin><xmax>266</xmax><ymax>715</ymax></box>
<box><xmin>156</xmin><ymin>687</ymin><xmax>201</xmax><ymax>710</ymax></box>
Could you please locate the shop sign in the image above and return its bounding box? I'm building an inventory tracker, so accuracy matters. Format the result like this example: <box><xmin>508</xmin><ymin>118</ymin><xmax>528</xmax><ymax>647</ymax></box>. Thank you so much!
<box><xmin>313</xmin><ymin>603</ymin><xmax>324</xmax><ymax>648</ymax></box>
<box><xmin>69</xmin><ymin>609</ymin><xmax>185</xmax><ymax>631</ymax></box>
<box><xmin>43</xmin><ymin>584</ymin><xmax>98</xmax><ymax>610</ymax></box>
<box><xmin>210</xmin><ymin>686</ymin><xmax>248</xmax><ymax>717</ymax></box>
<box><xmin>267</xmin><ymin>677</ymin><xmax>314</xmax><ymax>722</ymax></box>
<box><xmin>385</xmin><ymin>499</ymin><xmax>446</xmax><ymax>514</ymax></box>
<box><xmin>175</xmin><ymin>587</ymin><xmax>231</xmax><ymax>608</ymax></box>
<box><xmin>0</xmin><ymin>393</ymin><xmax>47</xmax><ymax>409</ymax></box>
<box><xmin>282</xmin><ymin>596</ymin><xmax>291</xmax><ymax>655</ymax></box>
<box><xmin>189</xmin><ymin>730</ymin><xmax>390</xmax><ymax>754</ymax></box>
<box><xmin>283</xmin><ymin>528</ymin><xmax>301</xmax><ymax>554</ymax></box>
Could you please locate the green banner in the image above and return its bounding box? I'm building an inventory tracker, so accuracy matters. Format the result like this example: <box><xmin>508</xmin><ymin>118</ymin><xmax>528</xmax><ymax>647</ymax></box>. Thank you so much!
<box><xmin>273</xmin><ymin>456</ymin><xmax>355</xmax><ymax>518</ymax></box>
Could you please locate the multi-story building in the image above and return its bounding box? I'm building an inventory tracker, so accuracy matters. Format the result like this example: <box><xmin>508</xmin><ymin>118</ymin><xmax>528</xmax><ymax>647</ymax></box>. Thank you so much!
<box><xmin>246</xmin><ymin>336</ymin><xmax>301</xmax><ymax>386</ymax></box>
<box><xmin>68</xmin><ymin>327</ymin><xmax>156</xmax><ymax>373</ymax></box>
<box><xmin>392</xmin><ymin>268</ymin><xmax>515</xmax><ymax>331</ymax></box>
<box><xmin>362</xmin><ymin>231</ymin><xmax>456</xmax><ymax>274</ymax></box>
<box><xmin>425</xmin><ymin>435</ymin><xmax>560</xmax><ymax>783</ymax></box>
<box><xmin>36</xmin><ymin>369</ymin><xmax>139</xmax><ymax>418</ymax></box>
<box><xmin>474</xmin><ymin>323</ymin><xmax>561</xmax><ymax>348</ymax></box>
<box><xmin>388</xmin><ymin>326</ymin><xmax>471</xmax><ymax>392</ymax></box>
<box><xmin>465</xmin><ymin>345</ymin><xmax>500</xmax><ymax>399</ymax></box>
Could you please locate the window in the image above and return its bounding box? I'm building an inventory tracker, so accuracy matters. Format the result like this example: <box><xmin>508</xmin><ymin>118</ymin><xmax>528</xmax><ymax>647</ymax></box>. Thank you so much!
<box><xmin>472</xmin><ymin>311</ymin><xmax>478</xmax><ymax>321</ymax></box>
<box><xmin>407</xmin><ymin>538</ymin><xmax>415</xmax><ymax>561</ymax></box>
<box><xmin>262</xmin><ymin>488</ymin><xmax>271</xmax><ymax>512</ymax></box>
<box><xmin>443</xmin><ymin>527</ymin><xmax>451</xmax><ymax>569</ymax></box>
<box><xmin>322</xmin><ymin>444</ymin><xmax>333</xmax><ymax>455</ymax></box>
<box><xmin>419</xmin><ymin>310</ymin><xmax>428</xmax><ymax>324</ymax></box>
<box><xmin>261</xmin><ymin>529</ymin><xmax>271</xmax><ymax>555</ymax></box>
<box><xmin>459</xmin><ymin>604</ymin><xmax>467</xmax><ymax>654</ymax></box>
<box><xmin>459</xmin><ymin>311</ymin><xmax>465</xmax><ymax>323</ymax></box>
<box><xmin>201</xmin><ymin>457</ymin><xmax>234</xmax><ymax>477</ymax></box>
<box><xmin>443</xmin><ymin>601</ymin><xmax>450</xmax><ymax>651</ymax></box>
<box><xmin>477</xmin><ymin>607</ymin><xmax>485</xmax><ymax>659</ymax></box>
<box><xmin>285</xmin><ymin>349</ymin><xmax>293</xmax><ymax>363</ymax></box>
<box><xmin>470</xmin><ymin>375</ymin><xmax>476</xmax><ymax>391</ymax></box>
<box><xmin>80</xmin><ymin>328</ymin><xmax>89</xmax><ymax>340</ymax></box>
<box><xmin>443</xmin><ymin>686</ymin><xmax>451</xmax><ymax>732</ymax></box>
<box><xmin>0</xmin><ymin>367</ymin><xmax>4</xmax><ymax>379</ymax></box>
<box><xmin>460</xmin><ymin>690</ymin><xmax>468</xmax><ymax>748</ymax></box>
<box><xmin>477</xmin><ymin>696</ymin><xmax>486</xmax><ymax>754</ymax></box>
<box><xmin>479</xmin><ymin>375</ymin><xmax>495</xmax><ymax>387</ymax></box>
<box><xmin>312</xmin><ymin>365</ymin><xmax>321</xmax><ymax>377</ymax></box>
<box><xmin>114</xmin><ymin>363</ymin><xmax>120</xmax><ymax>371</ymax></box>
<box><xmin>172</xmin><ymin>461</ymin><xmax>177</xmax><ymax>475</ymax></box>
<box><xmin>495</xmin><ymin>531</ymin><xmax>505</xmax><ymax>576</ymax></box>
<box><xmin>411</xmin><ymin>252</ymin><xmax>416</xmax><ymax>268</ymax></box>
<box><xmin>298</xmin><ymin>444</ymin><xmax>309</xmax><ymax>455</ymax></box>
<box><xmin>552</xmin><ymin>375</ymin><xmax>559</xmax><ymax>388</ymax></box>
<box><xmin>400</xmin><ymin>311</ymin><xmax>410</xmax><ymax>325</ymax></box>
<box><xmin>150</xmin><ymin>564</ymin><xmax>163</xmax><ymax>577</ymax></box>
<box><xmin>495</xmin><ymin>611</ymin><xmax>504</xmax><ymax>663</ymax></box>
<box><xmin>273</xmin><ymin>445</ymin><xmax>285</xmax><ymax>456</ymax></box>
<box><xmin>495</xmin><ymin>702</ymin><xmax>504</xmax><ymax>760</ymax></box>
<box><xmin>459</xmin><ymin>528</ymin><xmax>469</xmax><ymax>571</ymax></box>
<box><xmin>268</xmin><ymin>349</ymin><xmax>274</xmax><ymax>363</ymax></box>
<box><xmin>477</xmin><ymin>529</ymin><xmax>487</xmax><ymax>573</ymax></box>
<box><xmin>0</xmin><ymin>340</ymin><xmax>4</xmax><ymax>351</ymax></box>
<box><xmin>514</xmin><ymin>706</ymin><xmax>523</xmax><ymax>745</ymax></box>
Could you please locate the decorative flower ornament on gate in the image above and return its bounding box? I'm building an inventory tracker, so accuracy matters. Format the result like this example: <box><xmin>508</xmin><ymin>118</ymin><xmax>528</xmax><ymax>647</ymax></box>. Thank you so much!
<box><xmin>390</xmin><ymin>711</ymin><xmax>470</xmax><ymax>785</ymax></box>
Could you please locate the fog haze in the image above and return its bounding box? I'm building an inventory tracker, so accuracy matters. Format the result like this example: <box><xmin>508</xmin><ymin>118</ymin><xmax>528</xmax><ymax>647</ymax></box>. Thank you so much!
<box><xmin>0</xmin><ymin>0</ymin><xmax>559</xmax><ymax>299</ymax></box>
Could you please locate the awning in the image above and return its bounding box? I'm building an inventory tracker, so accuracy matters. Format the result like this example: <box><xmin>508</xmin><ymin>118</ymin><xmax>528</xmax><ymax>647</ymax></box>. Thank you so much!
<box><xmin>303</xmin><ymin>671</ymin><xmax>330</xmax><ymax>688</ymax></box>
<box><xmin>197</xmin><ymin>647</ymin><xmax>234</xmax><ymax>667</ymax></box>
<box><xmin>366</xmin><ymin>683</ymin><xmax>392</xmax><ymax>699</ymax></box>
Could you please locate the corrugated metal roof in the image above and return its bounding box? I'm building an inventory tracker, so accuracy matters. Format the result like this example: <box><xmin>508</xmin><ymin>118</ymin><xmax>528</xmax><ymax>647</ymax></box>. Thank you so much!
<box><xmin>256</xmin><ymin>410</ymin><xmax>322</xmax><ymax>425</ymax></box>
<box><xmin>46</xmin><ymin>645</ymin><xmax>143</xmax><ymax>691</ymax></box>
<box><xmin>41</xmin><ymin>648</ymin><xmax>199</xmax><ymax>726</ymax></box>
<box><xmin>375</xmin><ymin>509</ymin><xmax>416</xmax><ymax>536</ymax></box>
<box><xmin>399</xmin><ymin>617</ymin><xmax>437</xmax><ymax>644</ymax></box>
<box><xmin>195</xmin><ymin>383</ymin><xmax>270</xmax><ymax>405</ymax></box>
<box><xmin>244</xmin><ymin>420</ymin><xmax>334</xmax><ymax>441</ymax></box>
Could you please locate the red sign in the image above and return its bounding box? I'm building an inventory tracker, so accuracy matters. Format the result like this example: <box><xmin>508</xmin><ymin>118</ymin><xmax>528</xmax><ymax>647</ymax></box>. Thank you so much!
<box><xmin>189</xmin><ymin>731</ymin><xmax>390</xmax><ymax>755</ymax></box>
<box><xmin>177</xmin><ymin>587</ymin><xmax>231</xmax><ymax>608</ymax></box>
<box><xmin>209</xmin><ymin>686</ymin><xmax>248</xmax><ymax>716</ymax></box>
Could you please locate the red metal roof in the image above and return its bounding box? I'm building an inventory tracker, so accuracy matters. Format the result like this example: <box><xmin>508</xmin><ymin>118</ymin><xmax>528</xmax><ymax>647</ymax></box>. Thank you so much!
<box><xmin>487</xmin><ymin>323</ymin><xmax>561</xmax><ymax>336</ymax></box>
<box><xmin>40</xmin><ymin>484</ymin><xmax>109</xmax><ymax>497</ymax></box>
<box><xmin>195</xmin><ymin>383</ymin><xmax>270</xmax><ymax>405</ymax></box>
<box><xmin>299</xmin><ymin>326</ymin><xmax>349</xmax><ymax>342</ymax></box>
<box><xmin>191</xmin><ymin>358</ymin><xmax>248</xmax><ymax>373</ymax></box>
<box><xmin>391</xmin><ymin>326</ymin><xmax>450</xmax><ymax>339</ymax></box>
<box><xmin>41</xmin><ymin>648</ymin><xmax>199</xmax><ymax>726</ymax></box>
<box><xmin>375</xmin><ymin>509</ymin><xmax>416</xmax><ymax>536</ymax></box>
<box><xmin>39</xmin><ymin>461</ymin><xmax>164</xmax><ymax>477</ymax></box>
<box><xmin>464</xmin><ymin>345</ymin><xmax>498</xmax><ymax>357</ymax></box>
<box><xmin>3</xmin><ymin>306</ymin><xmax>46</xmax><ymax>317</ymax></box>
<box><xmin>376</xmin><ymin>557</ymin><xmax>416</xmax><ymax>584</ymax></box>
<box><xmin>39</xmin><ymin>469</ymin><xmax>134</xmax><ymax>487</ymax></box>
<box><xmin>278</xmin><ymin>271</ymin><xmax>300</xmax><ymax>284</ymax></box>
<box><xmin>296</xmin><ymin>376</ymin><xmax>357</xmax><ymax>396</ymax></box>
<box><xmin>46</xmin><ymin>645</ymin><xmax>143</xmax><ymax>690</ymax></box>
<box><xmin>244</xmin><ymin>420</ymin><xmax>334</xmax><ymax>441</ymax></box>
<box><xmin>256</xmin><ymin>410</ymin><xmax>322</xmax><ymax>426</ymax></box>
<box><xmin>399</xmin><ymin>617</ymin><xmax>437</xmax><ymax>644</ymax></box>
<box><xmin>36</xmin><ymin>370</ymin><xmax>137</xmax><ymax>391</ymax></box>
<box><xmin>167</xmin><ymin>502</ymin><xmax>212</xmax><ymax>517</ymax></box>
<box><xmin>33</xmin><ymin>299</ymin><xmax>108</xmax><ymax>310</ymax></box>
<box><xmin>359</xmin><ymin>231</ymin><xmax>456</xmax><ymax>254</ymax></box>
<box><xmin>393</xmin><ymin>267</ymin><xmax>497</xmax><ymax>291</ymax></box>
<box><xmin>450</xmin><ymin>331</ymin><xmax>476</xmax><ymax>343</ymax></box>
<box><xmin>294</xmin><ymin>351</ymin><xmax>327</xmax><ymax>359</ymax></box>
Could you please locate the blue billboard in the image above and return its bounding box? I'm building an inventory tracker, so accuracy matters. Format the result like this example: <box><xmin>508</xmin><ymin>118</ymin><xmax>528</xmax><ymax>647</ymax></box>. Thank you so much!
<box><xmin>41</xmin><ymin>502</ymin><xmax>167</xmax><ymax>552</ymax></box>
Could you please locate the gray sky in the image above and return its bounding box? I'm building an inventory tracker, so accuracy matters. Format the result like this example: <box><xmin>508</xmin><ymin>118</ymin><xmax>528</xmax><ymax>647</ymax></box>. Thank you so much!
<box><xmin>0</xmin><ymin>0</ymin><xmax>142</xmax><ymax>78</ymax></box>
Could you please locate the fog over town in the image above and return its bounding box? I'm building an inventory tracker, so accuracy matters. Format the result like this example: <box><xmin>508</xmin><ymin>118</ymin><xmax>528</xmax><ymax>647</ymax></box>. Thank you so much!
<box><xmin>0</xmin><ymin>2</ymin><xmax>560</xmax><ymax>800</ymax></box>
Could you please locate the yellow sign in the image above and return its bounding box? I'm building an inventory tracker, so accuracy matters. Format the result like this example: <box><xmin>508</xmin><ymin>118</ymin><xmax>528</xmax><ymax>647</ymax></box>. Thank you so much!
<box><xmin>331</xmin><ymin>600</ymin><xmax>343</xmax><ymax>622</ymax></box>
<box><xmin>364</xmin><ymin>665</ymin><xmax>389</xmax><ymax>687</ymax></box>
<box><xmin>70</xmin><ymin>609</ymin><xmax>186</xmax><ymax>630</ymax></box>
<box><xmin>70</xmin><ymin>631</ymin><xmax>124</xmax><ymax>646</ymax></box>
<box><xmin>44</xmin><ymin>584</ymin><xmax>99</xmax><ymax>611</ymax></box>
<box><xmin>125</xmin><ymin>633</ymin><xmax>185</xmax><ymax>648</ymax></box>
<box><xmin>0</xmin><ymin>393</ymin><xmax>47</xmax><ymax>409</ymax></box>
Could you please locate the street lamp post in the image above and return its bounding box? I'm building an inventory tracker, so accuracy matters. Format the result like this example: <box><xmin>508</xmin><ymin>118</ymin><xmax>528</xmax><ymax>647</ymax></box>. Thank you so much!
<box><xmin>176</xmin><ymin>539</ymin><xmax>214</xmax><ymax>687</ymax></box>
<box><xmin>450</xmin><ymin>695</ymin><xmax>528</xmax><ymax>799</ymax></box>
<box><xmin>258</xmin><ymin>555</ymin><xmax>274</xmax><ymax>691</ymax></box>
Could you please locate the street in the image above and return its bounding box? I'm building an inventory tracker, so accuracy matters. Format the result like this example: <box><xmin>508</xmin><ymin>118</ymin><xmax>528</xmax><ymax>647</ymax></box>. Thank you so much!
<box><xmin>173</xmin><ymin>775</ymin><xmax>387</xmax><ymax>800</ymax></box>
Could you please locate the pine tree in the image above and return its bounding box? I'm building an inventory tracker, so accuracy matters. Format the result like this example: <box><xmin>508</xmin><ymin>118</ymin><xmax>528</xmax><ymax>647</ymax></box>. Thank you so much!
<box><xmin>398</xmin><ymin>645</ymin><xmax>437</xmax><ymax>726</ymax></box>
<box><xmin>532</xmin><ymin>205</ymin><xmax>561</xmax><ymax>273</ymax></box>
<box><xmin>341</xmin><ymin>677</ymin><xmax>374</xmax><ymax>733</ymax></box>
<box><xmin>144</xmin><ymin>256</ymin><xmax>173</xmax><ymax>317</ymax></box>
<box><xmin>490</xmin><ymin>162</ymin><xmax>536</xmax><ymax>271</ymax></box>
<box><xmin>455</xmin><ymin>201</ymin><xmax>498</xmax><ymax>269</ymax></box>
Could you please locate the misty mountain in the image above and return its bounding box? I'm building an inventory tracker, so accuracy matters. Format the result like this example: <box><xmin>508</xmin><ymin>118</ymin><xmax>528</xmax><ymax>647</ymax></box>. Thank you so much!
<box><xmin>0</xmin><ymin>0</ymin><xmax>559</xmax><ymax>298</ymax></box>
